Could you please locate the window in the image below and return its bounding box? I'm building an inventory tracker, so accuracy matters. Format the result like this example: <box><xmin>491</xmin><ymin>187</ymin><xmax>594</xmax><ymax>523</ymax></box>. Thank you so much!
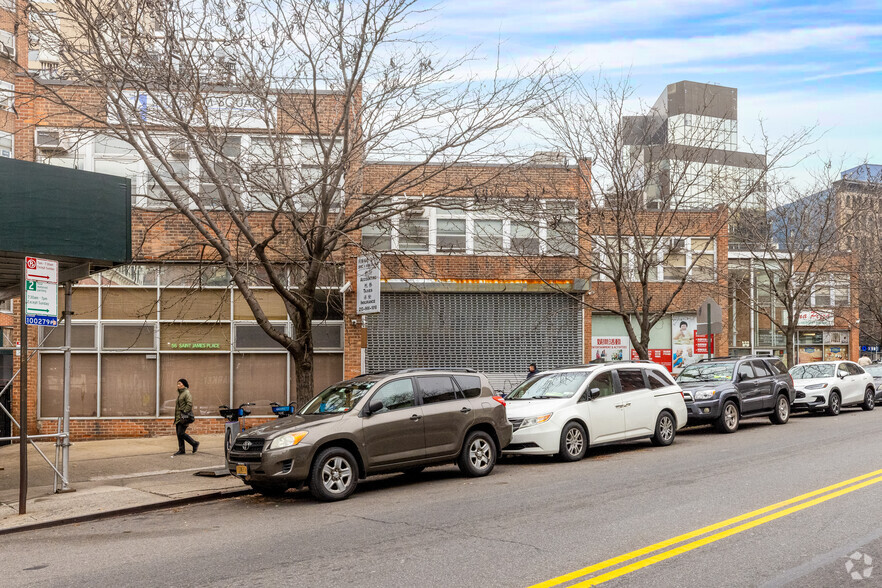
<box><xmin>0</xmin><ymin>131</ymin><xmax>11</xmax><ymax>158</ymax></box>
<box><xmin>691</xmin><ymin>238</ymin><xmax>715</xmax><ymax>281</ymax></box>
<box><xmin>473</xmin><ymin>220</ymin><xmax>504</xmax><ymax>253</ymax></box>
<box><xmin>0</xmin><ymin>30</ymin><xmax>14</xmax><ymax>60</ymax></box>
<box><xmin>361</xmin><ymin>222</ymin><xmax>393</xmax><ymax>251</ymax></box>
<box><xmin>646</xmin><ymin>369</ymin><xmax>674</xmax><ymax>390</ymax></box>
<box><xmin>589</xmin><ymin>371</ymin><xmax>615</xmax><ymax>397</ymax></box>
<box><xmin>313</xmin><ymin>323</ymin><xmax>343</xmax><ymax>350</ymax></box>
<box><xmin>511</xmin><ymin>222</ymin><xmax>540</xmax><ymax>255</ymax></box>
<box><xmin>40</xmin><ymin>325</ymin><xmax>96</xmax><ymax>349</ymax></box>
<box><xmin>417</xmin><ymin>376</ymin><xmax>458</xmax><ymax>404</ymax></box>
<box><xmin>0</xmin><ymin>81</ymin><xmax>12</xmax><ymax>112</ymax></box>
<box><xmin>436</xmin><ymin>219</ymin><xmax>467</xmax><ymax>253</ymax></box>
<box><xmin>768</xmin><ymin>359</ymin><xmax>788</xmax><ymax>375</ymax></box>
<box><xmin>454</xmin><ymin>375</ymin><xmax>482</xmax><ymax>398</ymax></box>
<box><xmin>103</xmin><ymin>325</ymin><xmax>155</xmax><ymax>350</ymax></box>
<box><xmin>846</xmin><ymin>363</ymin><xmax>864</xmax><ymax>376</ymax></box>
<box><xmin>235</xmin><ymin>324</ymin><xmax>285</xmax><ymax>349</ymax></box>
<box><xmin>399</xmin><ymin>214</ymin><xmax>429</xmax><ymax>252</ymax></box>
<box><xmin>617</xmin><ymin>369</ymin><xmax>647</xmax><ymax>392</ymax></box>
<box><xmin>663</xmin><ymin>239</ymin><xmax>688</xmax><ymax>281</ymax></box>
<box><xmin>371</xmin><ymin>378</ymin><xmax>415</xmax><ymax>412</ymax></box>
<box><xmin>750</xmin><ymin>361</ymin><xmax>772</xmax><ymax>378</ymax></box>
<box><xmin>737</xmin><ymin>363</ymin><xmax>755</xmax><ymax>381</ymax></box>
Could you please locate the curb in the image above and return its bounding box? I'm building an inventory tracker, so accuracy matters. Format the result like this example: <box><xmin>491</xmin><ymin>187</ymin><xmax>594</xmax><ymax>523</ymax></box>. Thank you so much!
<box><xmin>0</xmin><ymin>487</ymin><xmax>254</xmax><ymax>536</ymax></box>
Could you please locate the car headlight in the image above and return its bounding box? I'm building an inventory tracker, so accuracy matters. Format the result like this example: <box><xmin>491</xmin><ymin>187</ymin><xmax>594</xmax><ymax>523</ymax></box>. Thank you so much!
<box><xmin>693</xmin><ymin>390</ymin><xmax>717</xmax><ymax>400</ymax></box>
<box><xmin>805</xmin><ymin>383</ymin><xmax>828</xmax><ymax>390</ymax></box>
<box><xmin>268</xmin><ymin>431</ymin><xmax>308</xmax><ymax>450</ymax></box>
<box><xmin>520</xmin><ymin>413</ymin><xmax>553</xmax><ymax>429</ymax></box>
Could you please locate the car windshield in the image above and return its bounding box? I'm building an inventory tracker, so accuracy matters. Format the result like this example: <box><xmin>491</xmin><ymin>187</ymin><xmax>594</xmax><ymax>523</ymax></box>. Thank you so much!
<box><xmin>299</xmin><ymin>380</ymin><xmax>378</xmax><ymax>415</ymax></box>
<box><xmin>508</xmin><ymin>372</ymin><xmax>589</xmax><ymax>400</ymax></box>
<box><xmin>676</xmin><ymin>362</ymin><xmax>736</xmax><ymax>383</ymax></box>
<box><xmin>790</xmin><ymin>364</ymin><xmax>835</xmax><ymax>379</ymax></box>
<box><xmin>865</xmin><ymin>365</ymin><xmax>882</xmax><ymax>377</ymax></box>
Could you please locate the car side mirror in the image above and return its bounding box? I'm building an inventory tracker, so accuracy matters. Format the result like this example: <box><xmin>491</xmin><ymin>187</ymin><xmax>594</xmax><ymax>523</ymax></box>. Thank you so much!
<box><xmin>839</xmin><ymin>371</ymin><xmax>848</xmax><ymax>379</ymax></box>
<box><xmin>589</xmin><ymin>388</ymin><xmax>601</xmax><ymax>399</ymax></box>
<box><xmin>367</xmin><ymin>399</ymin><xmax>384</xmax><ymax>415</ymax></box>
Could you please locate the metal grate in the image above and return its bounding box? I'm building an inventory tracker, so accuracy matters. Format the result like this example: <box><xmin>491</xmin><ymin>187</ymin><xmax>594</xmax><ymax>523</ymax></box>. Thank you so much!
<box><xmin>366</xmin><ymin>292</ymin><xmax>582</xmax><ymax>392</ymax></box>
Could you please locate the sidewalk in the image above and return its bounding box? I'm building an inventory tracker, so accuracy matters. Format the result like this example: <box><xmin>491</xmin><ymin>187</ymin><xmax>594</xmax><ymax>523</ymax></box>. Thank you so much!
<box><xmin>0</xmin><ymin>434</ymin><xmax>249</xmax><ymax>533</ymax></box>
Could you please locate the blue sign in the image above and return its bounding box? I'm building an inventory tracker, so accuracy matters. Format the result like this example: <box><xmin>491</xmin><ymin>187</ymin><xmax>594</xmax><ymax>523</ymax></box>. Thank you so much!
<box><xmin>862</xmin><ymin>345</ymin><xmax>879</xmax><ymax>353</ymax></box>
<box><xmin>26</xmin><ymin>315</ymin><xmax>58</xmax><ymax>326</ymax></box>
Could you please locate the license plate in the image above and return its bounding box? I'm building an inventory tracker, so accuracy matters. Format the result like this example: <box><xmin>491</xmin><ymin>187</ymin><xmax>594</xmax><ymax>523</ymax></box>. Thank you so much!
<box><xmin>236</xmin><ymin>464</ymin><xmax>248</xmax><ymax>476</ymax></box>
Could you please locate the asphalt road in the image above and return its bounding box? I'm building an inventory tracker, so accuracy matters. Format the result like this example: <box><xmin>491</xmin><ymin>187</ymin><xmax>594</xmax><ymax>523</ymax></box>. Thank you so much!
<box><xmin>5</xmin><ymin>407</ymin><xmax>882</xmax><ymax>587</ymax></box>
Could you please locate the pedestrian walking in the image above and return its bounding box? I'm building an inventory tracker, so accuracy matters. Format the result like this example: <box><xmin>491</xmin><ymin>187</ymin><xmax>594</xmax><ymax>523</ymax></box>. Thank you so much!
<box><xmin>526</xmin><ymin>363</ymin><xmax>539</xmax><ymax>380</ymax></box>
<box><xmin>859</xmin><ymin>356</ymin><xmax>872</xmax><ymax>367</ymax></box>
<box><xmin>174</xmin><ymin>378</ymin><xmax>199</xmax><ymax>456</ymax></box>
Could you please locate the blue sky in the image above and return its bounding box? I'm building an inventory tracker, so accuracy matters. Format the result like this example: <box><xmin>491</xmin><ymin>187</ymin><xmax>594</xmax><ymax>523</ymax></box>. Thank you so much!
<box><xmin>423</xmin><ymin>0</ymin><xmax>882</xmax><ymax>178</ymax></box>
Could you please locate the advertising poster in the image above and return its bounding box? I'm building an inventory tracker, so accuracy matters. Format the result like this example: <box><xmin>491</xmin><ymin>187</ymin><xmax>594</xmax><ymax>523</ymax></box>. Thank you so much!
<box><xmin>631</xmin><ymin>349</ymin><xmax>674</xmax><ymax>372</ymax></box>
<box><xmin>591</xmin><ymin>336</ymin><xmax>630</xmax><ymax>363</ymax></box>
<box><xmin>671</xmin><ymin>314</ymin><xmax>698</xmax><ymax>375</ymax></box>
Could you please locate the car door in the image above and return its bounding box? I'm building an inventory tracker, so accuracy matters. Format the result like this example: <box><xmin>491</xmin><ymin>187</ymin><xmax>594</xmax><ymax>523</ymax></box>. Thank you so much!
<box><xmin>361</xmin><ymin>378</ymin><xmax>425</xmax><ymax>467</ymax></box>
<box><xmin>735</xmin><ymin>362</ymin><xmax>762</xmax><ymax>413</ymax></box>
<box><xmin>584</xmin><ymin>370</ymin><xmax>625</xmax><ymax>444</ymax></box>
<box><xmin>843</xmin><ymin>362</ymin><xmax>867</xmax><ymax>403</ymax></box>
<box><xmin>614</xmin><ymin>368</ymin><xmax>656</xmax><ymax>437</ymax></box>
<box><xmin>749</xmin><ymin>360</ymin><xmax>776</xmax><ymax>409</ymax></box>
<box><xmin>416</xmin><ymin>375</ymin><xmax>474</xmax><ymax>458</ymax></box>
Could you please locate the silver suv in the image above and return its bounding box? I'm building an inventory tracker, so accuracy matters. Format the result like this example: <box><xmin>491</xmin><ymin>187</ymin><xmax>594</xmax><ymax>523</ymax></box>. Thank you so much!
<box><xmin>228</xmin><ymin>369</ymin><xmax>512</xmax><ymax>501</ymax></box>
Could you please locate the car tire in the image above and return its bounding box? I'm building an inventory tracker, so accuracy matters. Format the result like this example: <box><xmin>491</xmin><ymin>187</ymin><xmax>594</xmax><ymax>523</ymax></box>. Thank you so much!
<box><xmin>309</xmin><ymin>446</ymin><xmax>358</xmax><ymax>502</ymax></box>
<box><xmin>457</xmin><ymin>430</ymin><xmax>496</xmax><ymax>477</ymax></box>
<box><xmin>558</xmin><ymin>421</ymin><xmax>588</xmax><ymax>461</ymax></box>
<box><xmin>770</xmin><ymin>394</ymin><xmax>791</xmax><ymax>425</ymax></box>
<box><xmin>650</xmin><ymin>411</ymin><xmax>676</xmax><ymax>446</ymax></box>
<box><xmin>826</xmin><ymin>391</ymin><xmax>842</xmax><ymax>416</ymax></box>
<box><xmin>249</xmin><ymin>482</ymin><xmax>289</xmax><ymax>497</ymax></box>
<box><xmin>862</xmin><ymin>387</ymin><xmax>876</xmax><ymax>411</ymax></box>
<box><xmin>713</xmin><ymin>400</ymin><xmax>740</xmax><ymax>434</ymax></box>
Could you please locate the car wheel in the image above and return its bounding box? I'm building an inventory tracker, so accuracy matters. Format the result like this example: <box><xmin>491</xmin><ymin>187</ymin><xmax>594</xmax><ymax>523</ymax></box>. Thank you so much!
<box><xmin>650</xmin><ymin>411</ymin><xmax>676</xmax><ymax>446</ymax></box>
<box><xmin>309</xmin><ymin>446</ymin><xmax>358</xmax><ymax>502</ymax></box>
<box><xmin>457</xmin><ymin>430</ymin><xmax>496</xmax><ymax>477</ymax></box>
<box><xmin>714</xmin><ymin>400</ymin><xmax>740</xmax><ymax>434</ymax></box>
<box><xmin>558</xmin><ymin>421</ymin><xmax>588</xmax><ymax>461</ymax></box>
<box><xmin>249</xmin><ymin>482</ymin><xmax>289</xmax><ymax>497</ymax></box>
<box><xmin>770</xmin><ymin>394</ymin><xmax>791</xmax><ymax>424</ymax></box>
<box><xmin>862</xmin><ymin>387</ymin><xmax>876</xmax><ymax>411</ymax></box>
<box><xmin>826</xmin><ymin>391</ymin><xmax>842</xmax><ymax>416</ymax></box>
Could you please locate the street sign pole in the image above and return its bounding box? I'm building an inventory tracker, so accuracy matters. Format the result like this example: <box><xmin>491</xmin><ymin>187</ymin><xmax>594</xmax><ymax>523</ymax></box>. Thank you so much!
<box><xmin>60</xmin><ymin>282</ymin><xmax>72</xmax><ymax>492</ymax></box>
<box><xmin>707</xmin><ymin>302</ymin><xmax>712</xmax><ymax>360</ymax></box>
<box><xmin>19</xmin><ymin>259</ymin><xmax>28</xmax><ymax>515</ymax></box>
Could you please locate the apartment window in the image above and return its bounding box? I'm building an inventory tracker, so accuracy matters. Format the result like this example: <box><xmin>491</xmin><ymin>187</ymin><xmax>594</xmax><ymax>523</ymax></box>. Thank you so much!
<box><xmin>0</xmin><ymin>30</ymin><xmax>14</xmax><ymax>60</ymax></box>
<box><xmin>511</xmin><ymin>221</ymin><xmax>541</xmax><ymax>255</ymax></box>
<box><xmin>361</xmin><ymin>222</ymin><xmax>393</xmax><ymax>252</ymax></box>
<box><xmin>691</xmin><ymin>238</ymin><xmax>716</xmax><ymax>281</ymax></box>
<box><xmin>0</xmin><ymin>131</ymin><xmax>12</xmax><ymax>158</ymax></box>
<box><xmin>199</xmin><ymin>136</ymin><xmax>241</xmax><ymax>209</ymax></box>
<box><xmin>663</xmin><ymin>239</ymin><xmax>688</xmax><ymax>281</ymax></box>
<box><xmin>0</xmin><ymin>81</ymin><xmax>12</xmax><ymax>112</ymax></box>
<box><xmin>399</xmin><ymin>213</ymin><xmax>429</xmax><ymax>252</ymax></box>
<box><xmin>473</xmin><ymin>219</ymin><xmax>504</xmax><ymax>253</ymax></box>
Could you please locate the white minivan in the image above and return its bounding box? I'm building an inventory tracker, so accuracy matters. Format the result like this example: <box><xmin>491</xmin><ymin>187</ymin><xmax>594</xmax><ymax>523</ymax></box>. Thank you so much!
<box><xmin>503</xmin><ymin>362</ymin><xmax>688</xmax><ymax>461</ymax></box>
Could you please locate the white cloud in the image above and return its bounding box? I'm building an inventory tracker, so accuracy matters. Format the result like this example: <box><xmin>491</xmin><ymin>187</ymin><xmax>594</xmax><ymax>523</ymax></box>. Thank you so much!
<box><xmin>801</xmin><ymin>66</ymin><xmax>882</xmax><ymax>82</ymax></box>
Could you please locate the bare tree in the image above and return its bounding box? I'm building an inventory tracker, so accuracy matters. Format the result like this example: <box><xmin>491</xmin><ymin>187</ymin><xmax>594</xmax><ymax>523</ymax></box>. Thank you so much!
<box><xmin>738</xmin><ymin>167</ymin><xmax>856</xmax><ymax>367</ymax></box>
<box><xmin>18</xmin><ymin>0</ymin><xmax>557</xmax><ymax>403</ymax></box>
<box><xmin>507</xmin><ymin>77</ymin><xmax>809</xmax><ymax>360</ymax></box>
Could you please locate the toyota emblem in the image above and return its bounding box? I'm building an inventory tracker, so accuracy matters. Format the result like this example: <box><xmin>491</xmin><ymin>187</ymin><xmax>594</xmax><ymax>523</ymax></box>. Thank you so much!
<box><xmin>242</xmin><ymin>440</ymin><xmax>252</xmax><ymax>450</ymax></box>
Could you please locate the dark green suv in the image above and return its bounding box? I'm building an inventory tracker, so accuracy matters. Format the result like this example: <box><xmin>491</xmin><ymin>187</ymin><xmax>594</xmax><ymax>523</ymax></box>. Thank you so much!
<box><xmin>676</xmin><ymin>356</ymin><xmax>796</xmax><ymax>433</ymax></box>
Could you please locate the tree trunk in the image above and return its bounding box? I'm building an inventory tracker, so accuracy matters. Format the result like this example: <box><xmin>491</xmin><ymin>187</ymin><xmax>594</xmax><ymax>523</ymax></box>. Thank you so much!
<box><xmin>290</xmin><ymin>306</ymin><xmax>315</xmax><ymax>408</ymax></box>
<box><xmin>784</xmin><ymin>327</ymin><xmax>796</xmax><ymax>368</ymax></box>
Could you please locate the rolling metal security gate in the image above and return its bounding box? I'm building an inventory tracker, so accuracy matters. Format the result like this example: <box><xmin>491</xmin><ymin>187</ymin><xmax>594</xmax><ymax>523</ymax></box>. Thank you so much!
<box><xmin>366</xmin><ymin>292</ymin><xmax>583</xmax><ymax>392</ymax></box>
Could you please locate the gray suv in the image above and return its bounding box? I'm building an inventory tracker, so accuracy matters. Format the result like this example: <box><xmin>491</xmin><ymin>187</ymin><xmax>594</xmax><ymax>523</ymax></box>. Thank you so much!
<box><xmin>228</xmin><ymin>369</ymin><xmax>512</xmax><ymax>501</ymax></box>
<box><xmin>676</xmin><ymin>356</ymin><xmax>796</xmax><ymax>433</ymax></box>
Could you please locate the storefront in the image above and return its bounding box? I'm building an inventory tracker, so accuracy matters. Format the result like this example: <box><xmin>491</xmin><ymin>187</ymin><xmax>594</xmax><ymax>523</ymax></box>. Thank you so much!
<box><xmin>37</xmin><ymin>264</ymin><xmax>345</xmax><ymax>421</ymax></box>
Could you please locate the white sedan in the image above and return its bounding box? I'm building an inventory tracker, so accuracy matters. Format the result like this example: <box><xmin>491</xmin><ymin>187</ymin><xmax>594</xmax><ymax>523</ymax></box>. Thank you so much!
<box><xmin>789</xmin><ymin>361</ymin><xmax>876</xmax><ymax>415</ymax></box>
<box><xmin>503</xmin><ymin>362</ymin><xmax>688</xmax><ymax>461</ymax></box>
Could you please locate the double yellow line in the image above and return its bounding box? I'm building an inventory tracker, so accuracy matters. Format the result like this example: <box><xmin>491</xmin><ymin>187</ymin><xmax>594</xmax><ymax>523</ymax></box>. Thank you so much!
<box><xmin>531</xmin><ymin>467</ymin><xmax>882</xmax><ymax>588</ymax></box>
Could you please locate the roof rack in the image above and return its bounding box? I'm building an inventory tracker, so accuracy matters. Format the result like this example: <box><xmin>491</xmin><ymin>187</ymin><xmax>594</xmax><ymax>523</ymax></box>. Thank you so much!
<box><xmin>697</xmin><ymin>355</ymin><xmax>767</xmax><ymax>362</ymax></box>
<box><xmin>394</xmin><ymin>367</ymin><xmax>477</xmax><ymax>374</ymax></box>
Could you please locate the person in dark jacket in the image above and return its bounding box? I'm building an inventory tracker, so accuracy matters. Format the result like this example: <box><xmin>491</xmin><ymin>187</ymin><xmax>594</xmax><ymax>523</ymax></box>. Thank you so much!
<box><xmin>173</xmin><ymin>378</ymin><xmax>199</xmax><ymax>456</ymax></box>
<box><xmin>526</xmin><ymin>363</ymin><xmax>539</xmax><ymax>380</ymax></box>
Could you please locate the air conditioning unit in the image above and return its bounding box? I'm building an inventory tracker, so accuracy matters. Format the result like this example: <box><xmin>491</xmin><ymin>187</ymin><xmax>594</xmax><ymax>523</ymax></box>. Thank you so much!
<box><xmin>35</xmin><ymin>130</ymin><xmax>68</xmax><ymax>152</ymax></box>
<box><xmin>168</xmin><ymin>137</ymin><xmax>189</xmax><ymax>156</ymax></box>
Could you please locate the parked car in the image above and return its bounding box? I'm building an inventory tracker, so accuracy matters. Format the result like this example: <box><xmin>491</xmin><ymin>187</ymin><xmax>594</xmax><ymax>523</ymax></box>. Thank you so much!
<box><xmin>503</xmin><ymin>361</ymin><xmax>688</xmax><ymax>461</ymax></box>
<box><xmin>789</xmin><ymin>361</ymin><xmax>876</xmax><ymax>415</ymax></box>
<box><xmin>228</xmin><ymin>369</ymin><xmax>511</xmax><ymax>501</ymax></box>
<box><xmin>676</xmin><ymin>356</ymin><xmax>795</xmax><ymax>433</ymax></box>
<box><xmin>862</xmin><ymin>363</ymin><xmax>882</xmax><ymax>397</ymax></box>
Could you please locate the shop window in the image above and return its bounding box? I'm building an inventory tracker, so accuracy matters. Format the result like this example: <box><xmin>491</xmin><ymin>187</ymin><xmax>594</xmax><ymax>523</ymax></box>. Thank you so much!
<box><xmin>159</xmin><ymin>289</ymin><xmax>231</xmax><ymax>322</ymax></box>
<box><xmin>473</xmin><ymin>220</ymin><xmax>504</xmax><ymax>253</ymax></box>
<box><xmin>235</xmin><ymin>324</ymin><xmax>286</xmax><ymax>349</ymax></box>
<box><xmin>233</xmin><ymin>354</ymin><xmax>287</xmax><ymax>415</ymax></box>
<box><xmin>233</xmin><ymin>290</ymin><xmax>287</xmax><ymax>321</ymax></box>
<box><xmin>57</xmin><ymin>288</ymin><xmax>99</xmax><ymax>320</ymax></box>
<box><xmin>798</xmin><ymin>331</ymin><xmax>823</xmax><ymax>345</ymax></box>
<box><xmin>159</xmin><ymin>354</ymin><xmax>230</xmax><ymax>416</ymax></box>
<box><xmin>103</xmin><ymin>324</ymin><xmax>155</xmax><ymax>350</ymax></box>
<box><xmin>40</xmin><ymin>324</ymin><xmax>96</xmax><ymax>349</ymax></box>
<box><xmin>40</xmin><ymin>354</ymin><xmax>98</xmax><ymax>417</ymax></box>
<box><xmin>313</xmin><ymin>323</ymin><xmax>343</xmax><ymax>350</ymax></box>
<box><xmin>100</xmin><ymin>355</ymin><xmax>157</xmax><ymax>416</ymax></box>
<box><xmin>101</xmin><ymin>288</ymin><xmax>157</xmax><ymax>320</ymax></box>
<box><xmin>291</xmin><ymin>353</ymin><xmax>344</xmax><ymax>400</ymax></box>
<box><xmin>160</xmin><ymin>323</ymin><xmax>231</xmax><ymax>351</ymax></box>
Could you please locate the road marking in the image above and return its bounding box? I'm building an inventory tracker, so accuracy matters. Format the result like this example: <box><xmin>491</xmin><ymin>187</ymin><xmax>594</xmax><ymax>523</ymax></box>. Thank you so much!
<box><xmin>531</xmin><ymin>467</ymin><xmax>882</xmax><ymax>588</ymax></box>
